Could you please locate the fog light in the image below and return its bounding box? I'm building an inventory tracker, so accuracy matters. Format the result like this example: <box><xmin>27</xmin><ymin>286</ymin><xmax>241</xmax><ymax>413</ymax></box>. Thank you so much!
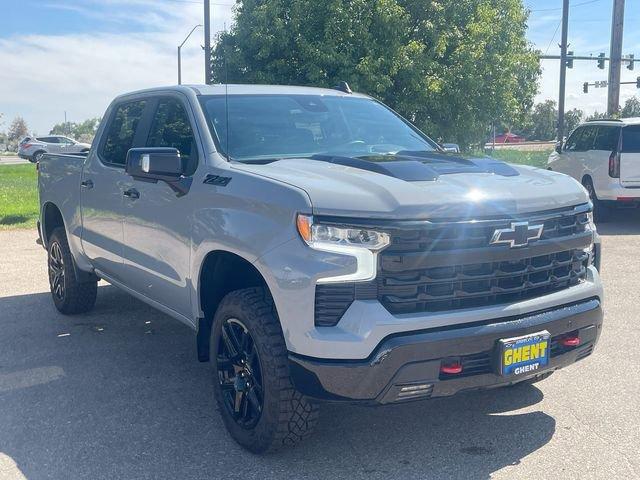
<box><xmin>440</xmin><ymin>361</ymin><xmax>463</xmax><ymax>375</ymax></box>
<box><xmin>560</xmin><ymin>336</ymin><xmax>580</xmax><ymax>347</ymax></box>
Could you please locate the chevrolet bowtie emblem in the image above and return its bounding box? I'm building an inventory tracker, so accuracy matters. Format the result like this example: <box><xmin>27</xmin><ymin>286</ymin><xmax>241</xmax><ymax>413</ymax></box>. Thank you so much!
<box><xmin>490</xmin><ymin>222</ymin><xmax>544</xmax><ymax>248</ymax></box>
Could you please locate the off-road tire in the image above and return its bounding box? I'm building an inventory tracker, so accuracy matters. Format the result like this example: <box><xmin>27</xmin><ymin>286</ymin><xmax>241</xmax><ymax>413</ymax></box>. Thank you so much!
<box><xmin>48</xmin><ymin>227</ymin><xmax>97</xmax><ymax>314</ymax></box>
<box><xmin>210</xmin><ymin>287</ymin><xmax>319</xmax><ymax>453</ymax></box>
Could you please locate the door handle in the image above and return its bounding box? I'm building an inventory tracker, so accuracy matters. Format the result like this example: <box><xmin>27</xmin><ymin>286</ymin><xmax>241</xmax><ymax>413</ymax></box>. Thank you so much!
<box><xmin>123</xmin><ymin>188</ymin><xmax>140</xmax><ymax>200</ymax></box>
<box><xmin>80</xmin><ymin>179</ymin><xmax>94</xmax><ymax>189</ymax></box>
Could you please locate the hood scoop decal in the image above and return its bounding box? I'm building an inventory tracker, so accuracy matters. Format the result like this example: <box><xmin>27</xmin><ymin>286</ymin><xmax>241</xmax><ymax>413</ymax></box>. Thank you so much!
<box><xmin>305</xmin><ymin>153</ymin><xmax>519</xmax><ymax>183</ymax></box>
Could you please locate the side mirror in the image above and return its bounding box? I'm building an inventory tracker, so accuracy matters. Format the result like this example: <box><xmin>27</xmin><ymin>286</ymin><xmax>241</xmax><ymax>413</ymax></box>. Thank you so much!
<box><xmin>126</xmin><ymin>147</ymin><xmax>192</xmax><ymax>196</ymax></box>
<box><xmin>555</xmin><ymin>141</ymin><xmax>564</xmax><ymax>154</ymax></box>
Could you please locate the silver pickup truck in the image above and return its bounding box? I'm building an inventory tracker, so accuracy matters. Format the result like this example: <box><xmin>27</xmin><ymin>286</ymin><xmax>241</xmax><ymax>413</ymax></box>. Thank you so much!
<box><xmin>38</xmin><ymin>84</ymin><xmax>604</xmax><ymax>453</ymax></box>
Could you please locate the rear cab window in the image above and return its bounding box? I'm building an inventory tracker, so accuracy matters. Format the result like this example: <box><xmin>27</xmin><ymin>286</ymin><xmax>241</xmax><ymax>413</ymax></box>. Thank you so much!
<box><xmin>622</xmin><ymin>125</ymin><xmax>640</xmax><ymax>153</ymax></box>
<box><xmin>100</xmin><ymin>100</ymin><xmax>147</xmax><ymax>166</ymax></box>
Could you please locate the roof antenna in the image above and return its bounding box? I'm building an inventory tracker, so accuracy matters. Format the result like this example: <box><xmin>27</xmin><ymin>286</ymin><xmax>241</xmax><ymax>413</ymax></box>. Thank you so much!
<box><xmin>223</xmin><ymin>22</ymin><xmax>231</xmax><ymax>162</ymax></box>
<box><xmin>333</xmin><ymin>81</ymin><xmax>352</xmax><ymax>94</ymax></box>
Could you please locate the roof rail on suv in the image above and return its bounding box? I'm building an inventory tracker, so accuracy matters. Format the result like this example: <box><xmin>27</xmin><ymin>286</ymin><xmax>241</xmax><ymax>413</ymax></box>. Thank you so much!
<box><xmin>586</xmin><ymin>118</ymin><xmax>623</xmax><ymax>122</ymax></box>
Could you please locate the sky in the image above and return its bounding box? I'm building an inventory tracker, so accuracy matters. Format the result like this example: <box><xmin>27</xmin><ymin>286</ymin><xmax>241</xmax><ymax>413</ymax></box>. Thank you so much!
<box><xmin>1</xmin><ymin>0</ymin><xmax>640</xmax><ymax>135</ymax></box>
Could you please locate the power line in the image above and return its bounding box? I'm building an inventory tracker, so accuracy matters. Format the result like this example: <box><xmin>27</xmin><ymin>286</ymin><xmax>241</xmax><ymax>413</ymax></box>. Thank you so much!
<box><xmin>528</xmin><ymin>0</ymin><xmax>603</xmax><ymax>13</ymax></box>
<box><xmin>545</xmin><ymin>20</ymin><xmax>562</xmax><ymax>55</ymax></box>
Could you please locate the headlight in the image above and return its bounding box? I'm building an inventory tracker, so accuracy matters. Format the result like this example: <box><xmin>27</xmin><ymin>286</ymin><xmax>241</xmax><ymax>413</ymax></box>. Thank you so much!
<box><xmin>586</xmin><ymin>211</ymin><xmax>596</xmax><ymax>232</ymax></box>
<box><xmin>296</xmin><ymin>214</ymin><xmax>390</xmax><ymax>283</ymax></box>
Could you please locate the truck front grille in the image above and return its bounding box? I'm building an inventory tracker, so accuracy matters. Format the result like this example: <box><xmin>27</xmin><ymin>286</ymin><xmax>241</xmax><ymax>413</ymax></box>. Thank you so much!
<box><xmin>378</xmin><ymin>249</ymin><xmax>589</xmax><ymax>315</ymax></box>
<box><xmin>314</xmin><ymin>205</ymin><xmax>593</xmax><ymax>327</ymax></box>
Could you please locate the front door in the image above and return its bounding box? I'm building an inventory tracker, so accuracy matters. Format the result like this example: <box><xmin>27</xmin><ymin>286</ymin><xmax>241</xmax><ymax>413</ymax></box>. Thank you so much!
<box><xmin>81</xmin><ymin>99</ymin><xmax>149</xmax><ymax>281</ymax></box>
<box><xmin>121</xmin><ymin>95</ymin><xmax>199</xmax><ymax>318</ymax></box>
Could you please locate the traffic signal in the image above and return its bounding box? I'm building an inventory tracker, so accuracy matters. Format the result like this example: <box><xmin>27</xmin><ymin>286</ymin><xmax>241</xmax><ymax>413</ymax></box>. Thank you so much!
<box><xmin>628</xmin><ymin>54</ymin><xmax>635</xmax><ymax>71</ymax></box>
<box><xmin>566</xmin><ymin>51</ymin><xmax>574</xmax><ymax>69</ymax></box>
<box><xmin>636</xmin><ymin>77</ymin><xmax>640</xmax><ymax>89</ymax></box>
<box><xmin>583</xmin><ymin>82</ymin><xmax>589</xmax><ymax>94</ymax></box>
<box><xmin>598</xmin><ymin>53</ymin><xmax>606</xmax><ymax>70</ymax></box>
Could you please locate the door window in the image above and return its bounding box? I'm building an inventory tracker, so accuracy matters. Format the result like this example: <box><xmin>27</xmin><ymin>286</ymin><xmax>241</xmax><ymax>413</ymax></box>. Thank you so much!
<box><xmin>100</xmin><ymin>100</ymin><xmax>147</xmax><ymax>166</ymax></box>
<box><xmin>38</xmin><ymin>137</ymin><xmax>58</xmax><ymax>144</ymax></box>
<box><xmin>574</xmin><ymin>126</ymin><xmax>597</xmax><ymax>151</ymax></box>
<box><xmin>593</xmin><ymin>126</ymin><xmax>620</xmax><ymax>151</ymax></box>
<box><xmin>564</xmin><ymin>128</ymin><xmax>583</xmax><ymax>151</ymax></box>
<box><xmin>146</xmin><ymin>98</ymin><xmax>198</xmax><ymax>175</ymax></box>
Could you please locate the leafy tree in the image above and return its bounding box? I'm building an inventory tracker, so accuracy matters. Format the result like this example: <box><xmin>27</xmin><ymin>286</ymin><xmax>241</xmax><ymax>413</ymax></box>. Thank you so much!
<box><xmin>586</xmin><ymin>111</ymin><xmax>608</xmax><ymax>121</ymax></box>
<box><xmin>621</xmin><ymin>97</ymin><xmax>640</xmax><ymax>118</ymax></box>
<box><xmin>50</xmin><ymin>117</ymin><xmax>101</xmax><ymax>143</ymax></box>
<box><xmin>7</xmin><ymin>116</ymin><xmax>29</xmax><ymax>143</ymax></box>
<box><xmin>522</xmin><ymin>100</ymin><xmax>557</xmax><ymax>141</ymax></box>
<box><xmin>565</xmin><ymin>108</ymin><xmax>584</xmax><ymax>135</ymax></box>
<box><xmin>212</xmin><ymin>0</ymin><xmax>540</xmax><ymax>148</ymax></box>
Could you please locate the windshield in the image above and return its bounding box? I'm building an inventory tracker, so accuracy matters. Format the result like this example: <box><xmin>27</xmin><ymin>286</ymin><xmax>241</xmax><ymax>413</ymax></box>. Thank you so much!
<box><xmin>199</xmin><ymin>94</ymin><xmax>439</xmax><ymax>162</ymax></box>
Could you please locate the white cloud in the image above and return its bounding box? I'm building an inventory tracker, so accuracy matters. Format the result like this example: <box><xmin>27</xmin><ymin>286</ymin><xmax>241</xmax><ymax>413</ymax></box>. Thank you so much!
<box><xmin>0</xmin><ymin>1</ymin><xmax>234</xmax><ymax>135</ymax></box>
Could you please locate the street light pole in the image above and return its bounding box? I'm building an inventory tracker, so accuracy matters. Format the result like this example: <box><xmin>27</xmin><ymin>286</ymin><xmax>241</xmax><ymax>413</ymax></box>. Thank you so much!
<box><xmin>177</xmin><ymin>24</ymin><xmax>203</xmax><ymax>85</ymax></box>
<box><xmin>204</xmin><ymin>0</ymin><xmax>212</xmax><ymax>84</ymax></box>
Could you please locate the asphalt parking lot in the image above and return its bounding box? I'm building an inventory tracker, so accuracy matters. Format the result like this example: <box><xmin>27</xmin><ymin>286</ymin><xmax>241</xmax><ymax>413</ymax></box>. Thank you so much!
<box><xmin>0</xmin><ymin>216</ymin><xmax>639</xmax><ymax>480</ymax></box>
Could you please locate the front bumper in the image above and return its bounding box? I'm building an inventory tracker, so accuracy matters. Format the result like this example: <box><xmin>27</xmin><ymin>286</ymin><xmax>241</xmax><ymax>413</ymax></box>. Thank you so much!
<box><xmin>289</xmin><ymin>298</ymin><xmax>603</xmax><ymax>404</ymax></box>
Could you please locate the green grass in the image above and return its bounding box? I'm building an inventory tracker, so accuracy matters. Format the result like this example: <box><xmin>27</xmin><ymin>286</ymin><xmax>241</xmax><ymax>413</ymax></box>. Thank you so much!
<box><xmin>480</xmin><ymin>149</ymin><xmax>553</xmax><ymax>169</ymax></box>
<box><xmin>0</xmin><ymin>164</ymin><xmax>39</xmax><ymax>230</ymax></box>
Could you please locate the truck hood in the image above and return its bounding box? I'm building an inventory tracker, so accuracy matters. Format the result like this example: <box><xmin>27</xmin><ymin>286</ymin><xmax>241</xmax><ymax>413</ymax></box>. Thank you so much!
<box><xmin>232</xmin><ymin>154</ymin><xmax>589</xmax><ymax>219</ymax></box>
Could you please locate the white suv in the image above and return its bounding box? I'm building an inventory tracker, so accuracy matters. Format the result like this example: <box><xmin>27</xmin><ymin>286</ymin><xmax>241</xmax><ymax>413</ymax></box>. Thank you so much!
<box><xmin>548</xmin><ymin>118</ymin><xmax>640</xmax><ymax>221</ymax></box>
<box><xmin>18</xmin><ymin>136</ymin><xmax>91</xmax><ymax>163</ymax></box>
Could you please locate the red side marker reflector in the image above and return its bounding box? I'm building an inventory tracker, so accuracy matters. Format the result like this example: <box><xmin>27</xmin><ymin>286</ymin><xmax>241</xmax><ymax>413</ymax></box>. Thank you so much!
<box><xmin>616</xmin><ymin>197</ymin><xmax>635</xmax><ymax>202</ymax></box>
<box><xmin>440</xmin><ymin>362</ymin><xmax>463</xmax><ymax>375</ymax></box>
<box><xmin>561</xmin><ymin>336</ymin><xmax>580</xmax><ymax>347</ymax></box>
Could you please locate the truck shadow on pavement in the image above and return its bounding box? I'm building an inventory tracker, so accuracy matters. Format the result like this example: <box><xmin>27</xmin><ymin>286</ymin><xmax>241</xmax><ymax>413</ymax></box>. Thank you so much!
<box><xmin>596</xmin><ymin>208</ymin><xmax>640</xmax><ymax>235</ymax></box>
<box><xmin>0</xmin><ymin>285</ymin><xmax>554</xmax><ymax>480</ymax></box>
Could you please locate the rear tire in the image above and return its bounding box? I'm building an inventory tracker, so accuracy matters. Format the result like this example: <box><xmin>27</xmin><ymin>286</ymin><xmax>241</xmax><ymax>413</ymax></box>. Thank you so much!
<box><xmin>582</xmin><ymin>178</ymin><xmax>611</xmax><ymax>223</ymax></box>
<box><xmin>48</xmin><ymin>227</ymin><xmax>97</xmax><ymax>314</ymax></box>
<box><xmin>33</xmin><ymin>151</ymin><xmax>46</xmax><ymax>163</ymax></box>
<box><xmin>210</xmin><ymin>287</ymin><xmax>318</xmax><ymax>453</ymax></box>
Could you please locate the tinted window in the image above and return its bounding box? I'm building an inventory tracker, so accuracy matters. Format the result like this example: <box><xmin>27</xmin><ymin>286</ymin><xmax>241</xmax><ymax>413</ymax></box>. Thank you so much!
<box><xmin>622</xmin><ymin>125</ymin><xmax>640</xmax><ymax>153</ymax></box>
<box><xmin>101</xmin><ymin>100</ymin><xmax>147</xmax><ymax>165</ymax></box>
<box><xmin>58</xmin><ymin>137</ymin><xmax>74</xmax><ymax>144</ymax></box>
<box><xmin>593</xmin><ymin>126</ymin><xmax>620</xmax><ymax>151</ymax></box>
<box><xmin>575</xmin><ymin>126</ymin><xmax>597</xmax><ymax>151</ymax></box>
<box><xmin>199</xmin><ymin>95</ymin><xmax>438</xmax><ymax>161</ymax></box>
<box><xmin>564</xmin><ymin>128</ymin><xmax>583</xmax><ymax>151</ymax></box>
<box><xmin>38</xmin><ymin>137</ymin><xmax>58</xmax><ymax>144</ymax></box>
<box><xmin>146</xmin><ymin>98</ymin><xmax>198</xmax><ymax>174</ymax></box>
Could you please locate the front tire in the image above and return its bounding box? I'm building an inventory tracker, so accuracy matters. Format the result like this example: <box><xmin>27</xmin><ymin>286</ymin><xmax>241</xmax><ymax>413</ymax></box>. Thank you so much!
<box><xmin>48</xmin><ymin>227</ymin><xmax>97</xmax><ymax>314</ymax></box>
<box><xmin>210</xmin><ymin>287</ymin><xmax>318</xmax><ymax>453</ymax></box>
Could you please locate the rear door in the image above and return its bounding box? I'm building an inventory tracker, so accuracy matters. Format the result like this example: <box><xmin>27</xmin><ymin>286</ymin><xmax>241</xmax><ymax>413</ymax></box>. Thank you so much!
<box><xmin>38</xmin><ymin>137</ymin><xmax>62</xmax><ymax>153</ymax></box>
<box><xmin>620</xmin><ymin>125</ymin><xmax>640</xmax><ymax>186</ymax></box>
<box><xmin>81</xmin><ymin>99</ymin><xmax>149</xmax><ymax>280</ymax></box>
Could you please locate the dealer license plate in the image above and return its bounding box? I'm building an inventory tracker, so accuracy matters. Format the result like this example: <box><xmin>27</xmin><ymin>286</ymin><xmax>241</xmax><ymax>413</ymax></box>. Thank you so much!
<box><xmin>499</xmin><ymin>331</ymin><xmax>550</xmax><ymax>376</ymax></box>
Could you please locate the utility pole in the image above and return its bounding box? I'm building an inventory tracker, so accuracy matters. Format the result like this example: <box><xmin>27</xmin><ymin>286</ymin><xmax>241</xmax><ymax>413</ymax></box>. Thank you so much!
<box><xmin>608</xmin><ymin>0</ymin><xmax>625</xmax><ymax>116</ymax></box>
<box><xmin>204</xmin><ymin>0</ymin><xmax>212</xmax><ymax>85</ymax></box>
<box><xmin>557</xmin><ymin>0</ymin><xmax>570</xmax><ymax>142</ymax></box>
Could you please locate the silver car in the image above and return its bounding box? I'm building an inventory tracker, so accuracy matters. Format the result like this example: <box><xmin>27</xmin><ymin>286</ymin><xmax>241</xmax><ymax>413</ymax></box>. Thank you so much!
<box><xmin>18</xmin><ymin>135</ymin><xmax>91</xmax><ymax>162</ymax></box>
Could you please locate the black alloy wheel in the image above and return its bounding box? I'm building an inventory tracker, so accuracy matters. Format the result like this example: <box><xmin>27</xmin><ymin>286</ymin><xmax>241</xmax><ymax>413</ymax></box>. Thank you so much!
<box><xmin>216</xmin><ymin>318</ymin><xmax>264</xmax><ymax>429</ymax></box>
